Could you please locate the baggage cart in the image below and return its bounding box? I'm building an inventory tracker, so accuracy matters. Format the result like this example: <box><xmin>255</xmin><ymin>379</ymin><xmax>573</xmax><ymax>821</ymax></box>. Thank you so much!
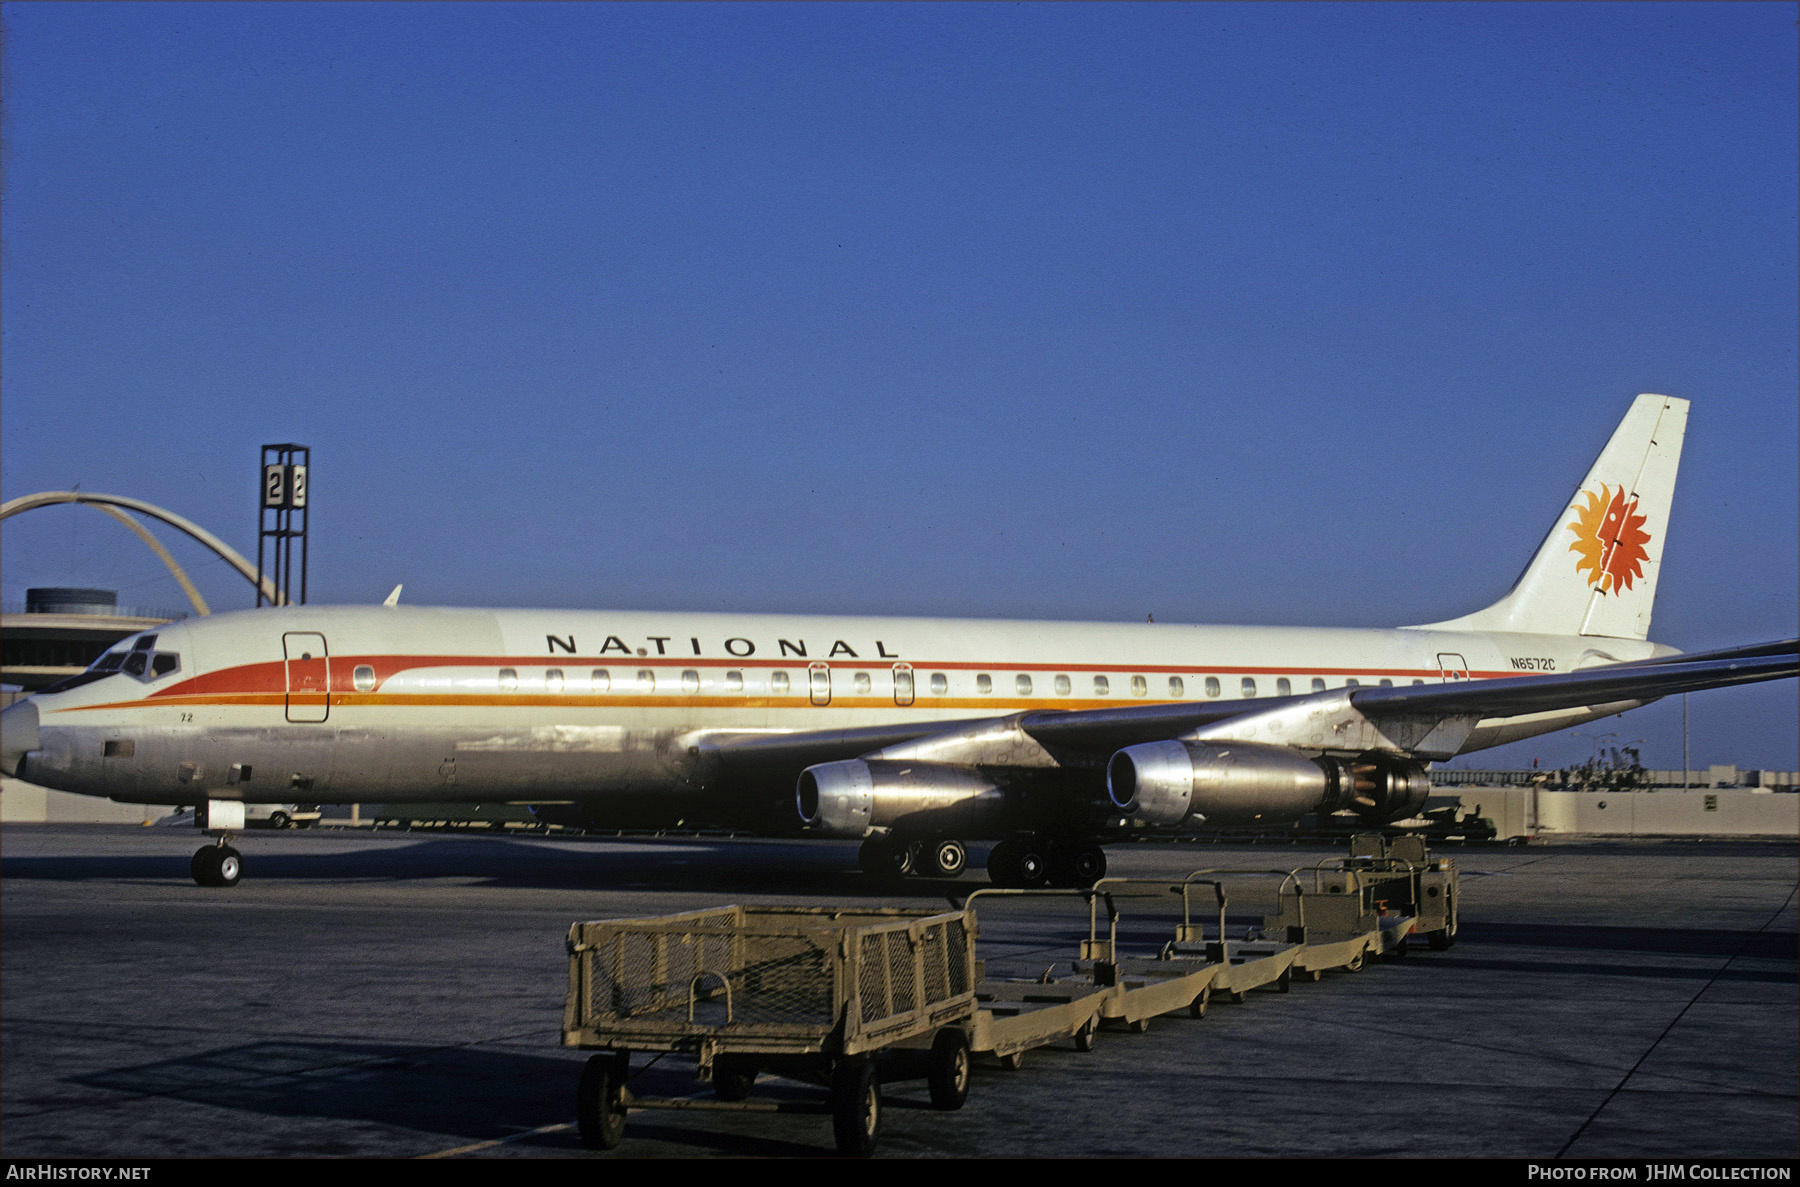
<box><xmin>563</xmin><ymin>904</ymin><xmax>978</xmax><ymax>1156</ymax></box>
<box><xmin>960</xmin><ymin>889</ymin><xmax>1119</xmax><ymax>1067</ymax></box>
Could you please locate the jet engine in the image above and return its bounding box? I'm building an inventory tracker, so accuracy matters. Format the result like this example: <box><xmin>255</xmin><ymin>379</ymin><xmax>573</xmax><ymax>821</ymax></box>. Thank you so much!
<box><xmin>1106</xmin><ymin>740</ymin><xmax>1428</xmax><ymax>827</ymax></box>
<box><xmin>796</xmin><ymin>759</ymin><xmax>1007</xmax><ymax>838</ymax></box>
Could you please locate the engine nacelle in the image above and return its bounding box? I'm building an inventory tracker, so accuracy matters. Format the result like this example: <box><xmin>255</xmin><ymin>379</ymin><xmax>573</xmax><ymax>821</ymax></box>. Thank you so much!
<box><xmin>1107</xmin><ymin>740</ymin><xmax>1343</xmax><ymax>827</ymax></box>
<box><xmin>797</xmin><ymin>759</ymin><xmax>1007</xmax><ymax>838</ymax></box>
<box><xmin>1107</xmin><ymin>740</ymin><xmax>1431</xmax><ymax>827</ymax></box>
<box><xmin>1344</xmin><ymin>753</ymin><xmax>1432</xmax><ymax>823</ymax></box>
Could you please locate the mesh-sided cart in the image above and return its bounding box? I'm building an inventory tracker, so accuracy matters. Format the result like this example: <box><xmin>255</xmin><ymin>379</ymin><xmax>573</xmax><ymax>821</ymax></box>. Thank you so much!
<box><xmin>563</xmin><ymin>905</ymin><xmax>978</xmax><ymax>1156</ymax></box>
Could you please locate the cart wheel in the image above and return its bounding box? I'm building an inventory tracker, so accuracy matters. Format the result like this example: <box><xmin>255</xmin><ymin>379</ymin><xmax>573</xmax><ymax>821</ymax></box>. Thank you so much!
<box><xmin>1305</xmin><ymin>967</ymin><xmax>1323</xmax><ymax>982</ymax></box>
<box><xmin>713</xmin><ymin>1060</ymin><xmax>757</xmax><ymax>1102</ymax></box>
<box><xmin>1276</xmin><ymin>969</ymin><xmax>1291</xmax><ymax>993</ymax></box>
<box><xmin>1344</xmin><ymin>949</ymin><xmax>1365</xmax><ymax>973</ymax></box>
<box><xmin>831</xmin><ymin>1058</ymin><xmax>882</xmax><ymax>1157</ymax></box>
<box><xmin>1387</xmin><ymin>938</ymin><xmax>1409</xmax><ymax>959</ymax></box>
<box><xmin>1428</xmin><ymin>928</ymin><xmax>1456</xmax><ymax>951</ymax></box>
<box><xmin>1188</xmin><ymin>984</ymin><xmax>1211</xmax><ymax>1019</ymax></box>
<box><xmin>998</xmin><ymin>1050</ymin><xmax>1024</xmax><ymax>1071</ymax></box>
<box><xmin>577</xmin><ymin>1052</ymin><xmax>628</xmax><ymax>1150</ymax></box>
<box><xmin>1127</xmin><ymin>1016</ymin><xmax>1150</xmax><ymax>1034</ymax></box>
<box><xmin>1228</xmin><ymin>988</ymin><xmax>1246</xmax><ymax>1004</ymax></box>
<box><xmin>1073</xmin><ymin>1015</ymin><xmax>1098</xmax><ymax>1052</ymax></box>
<box><xmin>927</xmin><ymin>1029</ymin><xmax>971</xmax><ymax>1111</ymax></box>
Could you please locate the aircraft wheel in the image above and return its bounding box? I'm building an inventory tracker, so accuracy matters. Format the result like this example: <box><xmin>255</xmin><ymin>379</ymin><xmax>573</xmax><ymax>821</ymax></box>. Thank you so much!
<box><xmin>927</xmin><ymin>1029</ymin><xmax>971</xmax><ymax>1111</ymax></box>
<box><xmin>1073</xmin><ymin>1015</ymin><xmax>1098</xmax><ymax>1052</ymax></box>
<box><xmin>191</xmin><ymin>846</ymin><xmax>241</xmax><ymax>887</ymax></box>
<box><xmin>858</xmin><ymin>836</ymin><xmax>913</xmax><ymax>882</ymax></box>
<box><xmin>191</xmin><ymin>847</ymin><xmax>216</xmax><ymax>886</ymax></box>
<box><xmin>921</xmin><ymin>838</ymin><xmax>968</xmax><ymax>879</ymax></box>
<box><xmin>1014</xmin><ymin>841</ymin><xmax>1051</xmax><ymax>889</ymax></box>
<box><xmin>577</xmin><ymin>1052</ymin><xmax>628</xmax><ymax>1149</ymax></box>
<box><xmin>830</xmin><ymin>1058</ymin><xmax>882</xmax><ymax>1157</ymax></box>
<box><xmin>269</xmin><ymin>811</ymin><xmax>291</xmax><ymax>830</ymax></box>
<box><xmin>1049</xmin><ymin>841</ymin><xmax>1107</xmax><ymax>888</ymax></box>
<box><xmin>986</xmin><ymin>840</ymin><xmax>1020</xmax><ymax>887</ymax></box>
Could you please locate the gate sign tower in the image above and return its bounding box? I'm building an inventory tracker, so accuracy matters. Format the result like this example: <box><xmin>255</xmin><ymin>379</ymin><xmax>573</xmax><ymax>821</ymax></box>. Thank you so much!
<box><xmin>258</xmin><ymin>444</ymin><xmax>310</xmax><ymax>607</ymax></box>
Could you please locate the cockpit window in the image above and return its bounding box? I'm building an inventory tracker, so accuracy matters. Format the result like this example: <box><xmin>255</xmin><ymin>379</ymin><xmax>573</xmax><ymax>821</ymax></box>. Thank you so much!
<box><xmin>96</xmin><ymin>653</ymin><xmax>126</xmax><ymax>672</ymax></box>
<box><xmin>132</xmin><ymin>635</ymin><xmax>158</xmax><ymax>651</ymax></box>
<box><xmin>151</xmin><ymin>654</ymin><xmax>179</xmax><ymax>677</ymax></box>
<box><xmin>123</xmin><ymin>653</ymin><xmax>148</xmax><ymax>677</ymax></box>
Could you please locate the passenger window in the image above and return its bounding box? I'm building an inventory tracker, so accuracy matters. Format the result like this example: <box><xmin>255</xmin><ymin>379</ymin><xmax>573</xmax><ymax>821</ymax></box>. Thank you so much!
<box><xmin>1276</xmin><ymin>677</ymin><xmax>1291</xmax><ymax>696</ymax></box>
<box><xmin>152</xmin><ymin>653</ymin><xmax>179</xmax><ymax>678</ymax></box>
<box><xmin>1167</xmin><ymin>676</ymin><xmax>1184</xmax><ymax>697</ymax></box>
<box><xmin>1131</xmin><ymin>675</ymin><xmax>1148</xmax><ymax>697</ymax></box>
<box><xmin>1093</xmin><ymin>675</ymin><xmax>1110</xmax><ymax>695</ymax></box>
<box><xmin>976</xmin><ymin>674</ymin><xmax>993</xmax><ymax>694</ymax></box>
<box><xmin>1205</xmin><ymin>677</ymin><xmax>1221</xmax><ymax>698</ymax></box>
<box><xmin>854</xmin><ymin>672</ymin><xmax>872</xmax><ymax>694</ymax></box>
<box><xmin>1412</xmin><ymin>679</ymin><xmax>1424</xmax><ymax>686</ymax></box>
<box><xmin>1311</xmin><ymin>678</ymin><xmax>1326</xmax><ymax>693</ymax></box>
<box><xmin>1055</xmin><ymin>674</ymin><xmax>1072</xmax><ymax>696</ymax></box>
<box><xmin>638</xmin><ymin>669</ymin><xmax>656</xmax><ymax>690</ymax></box>
<box><xmin>592</xmin><ymin>669</ymin><xmax>611</xmax><ymax>691</ymax></box>
<box><xmin>1241</xmin><ymin>677</ymin><xmax>1257</xmax><ymax>697</ymax></box>
<box><xmin>1015</xmin><ymin>674</ymin><xmax>1033</xmax><ymax>696</ymax></box>
<box><xmin>771</xmin><ymin>671</ymin><xmax>790</xmax><ymax>694</ymax></box>
<box><xmin>726</xmin><ymin>671</ymin><xmax>744</xmax><ymax>692</ymax></box>
<box><xmin>1345</xmin><ymin>678</ymin><xmax>1360</xmax><ymax>689</ymax></box>
<box><xmin>681</xmin><ymin>670</ymin><xmax>700</xmax><ymax>693</ymax></box>
<box><xmin>1379</xmin><ymin>678</ymin><xmax>1393</xmax><ymax>688</ymax></box>
<box><xmin>545</xmin><ymin>669</ymin><xmax>565</xmax><ymax>692</ymax></box>
<box><xmin>930</xmin><ymin>672</ymin><xmax>948</xmax><ymax>695</ymax></box>
<box><xmin>498</xmin><ymin>668</ymin><xmax>518</xmax><ymax>691</ymax></box>
<box><xmin>353</xmin><ymin>664</ymin><xmax>376</xmax><ymax>692</ymax></box>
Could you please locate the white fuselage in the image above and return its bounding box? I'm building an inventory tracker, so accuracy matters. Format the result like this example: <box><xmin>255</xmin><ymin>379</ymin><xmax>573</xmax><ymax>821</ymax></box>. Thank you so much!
<box><xmin>16</xmin><ymin>604</ymin><xmax>1670</xmax><ymax>823</ymax></box>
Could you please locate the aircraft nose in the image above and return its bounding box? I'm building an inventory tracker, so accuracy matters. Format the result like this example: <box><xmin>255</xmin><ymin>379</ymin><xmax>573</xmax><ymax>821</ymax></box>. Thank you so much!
<box><xmin>2</xmin><ymin>698</ymin><xmax>40</xmax><ymax>777</ymax></box>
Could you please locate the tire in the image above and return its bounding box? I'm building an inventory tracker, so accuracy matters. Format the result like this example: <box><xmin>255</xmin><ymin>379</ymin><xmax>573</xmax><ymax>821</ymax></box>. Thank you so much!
<box><xmin>986</xmin><ymin>840</ymin><xmax>1020</xmax><ymax>887</ymax></box>
<box><xmin>1127</xmin><ymin>1016</ymin><xmax>1150</xmax><ymax>1034</ymax></box>
<box><xmin>922</xmin><ymin>838</ymin><xmax>967</xmax><ymax>879</ymax></box>
<box><xmin>1188</xmin><ymin>984</ymin><xmax>1211</xmax><ymax>1019</ymax></box>
<box><xmin>1014</xmin><ymin>843</ymin><xmax>1050</xmax><ymax>889</ymax></box>
<box><xmin>191</xmin><ymin>847</ymin><xmax>218</xmax><ymax>887</ymax></box>
<box><xmin>577</xmin><ymin>1053</ymin><xmax>628</xmax><ymax>1150</ymax></box>
<box><xmin>1073</xmin><ymin>1015</ymin><xmax>1097</xmax><ymax>1052</ymax></box>
<box><xmin>1228</xmin><ymin>989</ymin><xmax>1245</xmax><ymax>1004</ymax></box>
<box><xmin>1344</xmin><ymin>948</ymin><xmax>1365</xmax><ymax>973</ymax></box>
<box><xmin>998</xmin><ymin>1051</ymin><xmax>1024</xmax><ymax>1071</ymax></box>
<box><xmin>713</xmin><ymin>1061</ymin><xmax>756</xmax><ymax>1102</ymax></box>
<box><xmin>1276</xmin><ymin>969</ymin><xmax>1291</xmax><ymax>993</ymax></box>
<box><xmin>1428</xmin><ymin>928</ymin><xmax>1456</xmax><ymax>951</ymax></box>
<box><xmin>269</xmin><ymin>811</ymin><xmax>291</xmax><ymax>830</ymax></box>
<box><xmin>927</xmin><ymin>1029</ymin><xmax>971</xmax><ymax>1111</ymax></box>
<box><xmin>1305</xmin><ymin>967</ymin><xmax>1323</xmax><ymax>983</ymax></box>
<box><xmin>214</xmin><ymin>847</ymin><xmax>242</xmax><ymax>887</ymax></box>
<box><xmin>1050</xmin><ymin>841</ymin><xmax>1107</xmax><ymax>888</ymax></box>
<box><xmin>831</xmin><ymin>1058</ymin><xmax>882</xmax><ymax>1157</ymax></box>
<box><xmin>858</xmin><ymin>837</ymin><xmax>913</xmax><ymax>882</ymax></box>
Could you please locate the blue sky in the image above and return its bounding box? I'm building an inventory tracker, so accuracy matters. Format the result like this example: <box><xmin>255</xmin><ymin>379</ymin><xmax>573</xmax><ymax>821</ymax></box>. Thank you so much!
<box><xmin>3</xmin><ymin>2</ymin><xmax>1794</xmax><ymax>768</ymax></box>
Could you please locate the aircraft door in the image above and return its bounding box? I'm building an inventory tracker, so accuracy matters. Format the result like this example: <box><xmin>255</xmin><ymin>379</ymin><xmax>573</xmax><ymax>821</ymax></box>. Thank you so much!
<box><xmin>1437</xmin><ymin>653</ymin><xmax>1470</xmax><ymax>682</ymax></box>
<box><xmin>892</xmin><ymin>663</ymin><xmax>914</xmax><ymax>706</ymax></box>
<box><xmin>809</xmin><ymin>662</ymin><xmax>831</xmax><ymax>706</ymax></box>
<box><xmin>285</xmin><ymin>632</ymin><xmax>331</xmax><ymax>722</ymax></box>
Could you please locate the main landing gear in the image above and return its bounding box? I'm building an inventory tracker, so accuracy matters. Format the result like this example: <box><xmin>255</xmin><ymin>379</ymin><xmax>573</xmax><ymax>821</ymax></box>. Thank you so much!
<box><xmin>986</xmin><ymin>836</ymin><xmax>1107</xmax><ymax>889</ymax></box>
<box><xmin>856</xmin><ymin>834</ymin><xmax>1107</xmax><ymax>888</ymax></box>
<box><xmin>858</xmin><ymin>835</ymin><xmax>968</xmax><ymax>881</ymax></box>
<box><xmin>191</xmin><ymin>839</ymin><xmax>243</xmax><ymax>887</ymax></box>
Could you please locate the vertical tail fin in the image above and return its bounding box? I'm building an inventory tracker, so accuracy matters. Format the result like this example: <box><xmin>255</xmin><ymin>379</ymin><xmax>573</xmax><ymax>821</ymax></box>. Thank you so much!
<box><xmin>1411</xmin><ymin>394</ymin><xmax>1687</xmax><ymax>640</ymax></box>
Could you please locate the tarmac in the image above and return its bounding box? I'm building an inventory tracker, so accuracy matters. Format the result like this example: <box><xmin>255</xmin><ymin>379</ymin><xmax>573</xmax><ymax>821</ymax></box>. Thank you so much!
<box><xmin>1</xmin><ymin>825</ymin><xmax>1794</xmax><ymax>1159</ymax></box>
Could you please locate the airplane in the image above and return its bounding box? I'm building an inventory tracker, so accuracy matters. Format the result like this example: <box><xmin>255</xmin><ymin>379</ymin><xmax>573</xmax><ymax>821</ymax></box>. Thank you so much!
<box><xmin>2</xmin><ymin>394</ymin><xmax>1794</xmax><ymax>888</ymax></box>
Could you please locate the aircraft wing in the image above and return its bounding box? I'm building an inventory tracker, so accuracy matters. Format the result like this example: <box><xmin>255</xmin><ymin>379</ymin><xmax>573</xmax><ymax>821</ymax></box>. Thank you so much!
<box><xmin>713</xmin><ymin>639</ymin><xmax>1797</xmax><ymax>771</ymax></box>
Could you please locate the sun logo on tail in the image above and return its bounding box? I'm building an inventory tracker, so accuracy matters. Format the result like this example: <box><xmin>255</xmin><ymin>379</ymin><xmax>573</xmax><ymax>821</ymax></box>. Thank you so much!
<box><xmin>1567</xmin><ymin>484</ymin><xmax>1652</xmax><ymax>594</ymax></box>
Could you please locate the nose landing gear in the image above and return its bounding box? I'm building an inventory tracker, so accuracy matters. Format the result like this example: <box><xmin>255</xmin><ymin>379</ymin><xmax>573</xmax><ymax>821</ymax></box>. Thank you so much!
<box><xmin>191</xmin><ymin>840</ymin><xmax>243</xmax><ymax>887</ymax></box>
